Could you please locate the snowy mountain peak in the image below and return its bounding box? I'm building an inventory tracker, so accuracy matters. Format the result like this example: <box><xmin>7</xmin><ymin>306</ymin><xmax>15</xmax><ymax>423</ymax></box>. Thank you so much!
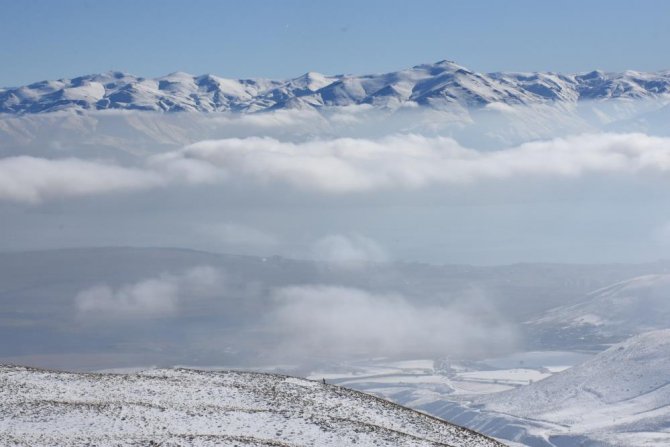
<box><xmin>2</xmin><ymin>60</ymin><xmax>670</xmax><ymax>114</ymax></box>
<box><xmin>414</xmin><ymin>59</ymin><xmax>470</xmax><ymax>74</ymax></box>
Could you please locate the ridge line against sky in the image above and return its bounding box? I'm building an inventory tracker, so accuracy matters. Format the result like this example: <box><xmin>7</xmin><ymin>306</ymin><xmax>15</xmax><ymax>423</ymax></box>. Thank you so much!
<box><xmin>1</xmin><ymin>0</ymin><xmax>669</xmax><ymax>87</ymax></box>
<box><xmin>5</xmin><ymin>58</ymin><xmax>670</xmax><ymax>88</ymax></box>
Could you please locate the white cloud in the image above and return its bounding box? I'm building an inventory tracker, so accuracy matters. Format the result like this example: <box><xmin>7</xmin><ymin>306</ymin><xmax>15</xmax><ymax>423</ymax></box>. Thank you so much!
<box><xmin>484</xmin><ymin>102</ymin><xmax>518</xmax><ymax>113</ymax></box>
<box><xmin>6</xmin><ymin>132</ymin><xmax>670</xmax><ymax>204</ymax></box>
<box><xmin>269</xmin><ymin>285</ymin><xmax>517</xmax><ymax>359</ymax></box>
<box><xmin>148</xmin><ymin>154</ymin><xmax>224</xmax><ymax>185</ymax></box>
<box><xmin>0</xmin><ymin>156</ymin><xmax>163</xmax><ymax>203</ymax></box>
<box><xmin>652</xmin><ymin>221</ymin><xmax>670</xmax><ymax>245</ymax></box>
<box><xmin>159</xmin><ymin>133</ymin><xmax>670</xmax><ymax>193</ymax></box>
<box><xmin>75</xmin><ymin>279</ymin><xmax>179</xmax><ymax>317</ymax></box>
<box><xmin>312</xmin><ymin>234</ymin><xmax>388</xmax><ymax>266</ymax></box>
<box><xmin>75</xmin><ymin>266</ymin><xmax>224</xmax><ymax>319</ymax></box>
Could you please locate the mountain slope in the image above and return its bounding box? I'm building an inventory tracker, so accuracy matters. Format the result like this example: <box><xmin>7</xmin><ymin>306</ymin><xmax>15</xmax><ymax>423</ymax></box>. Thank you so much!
<box><xmin>526</xmin><ymin>273</ymin><xmax>670</xmax><ymax>348</ymax></box>
<box><xmin>2</xmin><ymin>61</ymin><xmax>669</xmax><ymax>115</ymax></box>
<box><xmin>470</xmin><ymin>330</ymin><xmax>670</xmax><ymax>446</ymax></box>
<box><xmin>0</xmin><ymin>365</ymin><xmax>504</xmax><ymax>447</ymax></box>
<box><xmin>402</xmin><ymin>330</ymin><xmax>670</xmax><ymax>447</ymax></box>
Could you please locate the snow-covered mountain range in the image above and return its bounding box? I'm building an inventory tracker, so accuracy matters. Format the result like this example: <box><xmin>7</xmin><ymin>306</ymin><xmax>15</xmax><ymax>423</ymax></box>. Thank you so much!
<box><xmin>1</xmin><ymin>60</ymin><xmax>669</xmax><ymax>114</ymax></box>
<box><xmin>0</xmin><ymin>365</ymin><xmax>504</xmax><ymax>447</ymax></box>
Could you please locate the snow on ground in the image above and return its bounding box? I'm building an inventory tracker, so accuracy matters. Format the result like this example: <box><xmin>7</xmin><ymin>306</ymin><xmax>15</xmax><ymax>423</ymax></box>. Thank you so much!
<box><xmin>319</xmin><ymin>338</ymin><xmax>670</xmax><ymax>447</ymax></box>
<box><xmin>455</xmin><ymin>369</ymin><xmax>550</xmax><ymax>386</ymax></box>
<box><xmin>470</xmin><ymin>330</ymin><xmax>670</xmax><ymax>446</ymax></box>
<box><xmin>528</xmin><ymin>273</ymin><xmax>670</xmax><ymax>345</ymax></box>
<box><xmin>382</xmin><ymin>360</ymin><xmax>435</xmax><ymax>370</ymax></box>
<box><xmin>478</xmin><ymin>351</ymin><xmax>593</xmax><ymax>370</ymax></box>
<box><xmin>307</xmin><ymin>352</ymin><xmax>588</xmax><ymax>400</ymax></box>
<box><xmin>0</xmin><ymin>365</ymin><xmax>505</xmax><ymax>447</ymax></box>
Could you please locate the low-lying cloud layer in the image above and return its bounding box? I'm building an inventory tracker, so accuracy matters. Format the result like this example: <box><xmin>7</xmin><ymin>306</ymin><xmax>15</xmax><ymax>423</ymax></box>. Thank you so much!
<box><xmin>3</xmin><ymin>132</ymin><xmax>670</xmax><ymax>203</ymax></box>
<box><xmin>165</xmin><ymin>133</ymin><xmax>670</xmax><ymax>193</ymax></box>
<box><xmin>71</xmin><ymin>263</ymin><xmax>516</xmax><ymax>361</ymax></box>
<box><xmin>311</xmin><ymin>234</ymin><xmax>388</xmax><ymax>266</ymax></box>
<box><xmin>75</xmin><ymin>266</ymin><xmax>224</xmax><ymax>319</ymax></box>
<box><xmin>269</xmin><ymin>285</ymin><xmax>517</xmax><ymax>360</ymax></box>
<box><xmin>0</xmin><ymin>156</ymin><xmax>163</xmax><ymax>203</ymax></box>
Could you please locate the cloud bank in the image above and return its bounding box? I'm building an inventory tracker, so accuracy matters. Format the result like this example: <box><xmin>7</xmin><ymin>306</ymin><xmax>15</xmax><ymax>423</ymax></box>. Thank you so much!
<box><xmin>72</xmin><ymin>263</ymin><xmax>516</xmax><ymax>361</ymax></box>
<box><xmin>4</xmin><ymin>132</ymin><xmax>670</xmax><ymax>203</ymax></box>
<box><xmin>75</xmin><ymin>266</ymin><xmax>224</xmax><ymax>319</ymax></box>
<box><xmin>0</xmin><ymin>156</ymin><xmax>163</xmax><ymax>203</ymax></box>
<box><xmin>268</xmin><ymin>285</ymin><xmax>517</xmax><ymax>360</ymax></box>
<box><xmin>312</xmin><ymin>234</ymin><xmax>388</xmax><ymax>267</ymax></box>
<box><xmin>164</xmin><ymin>133</ymin><xmax>670</xmax><ymax>193</ymax></box>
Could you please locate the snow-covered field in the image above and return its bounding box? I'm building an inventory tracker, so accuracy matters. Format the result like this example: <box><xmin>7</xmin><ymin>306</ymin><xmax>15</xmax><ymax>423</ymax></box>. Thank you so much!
<box><xmin>0</xmin><ymin>365</ymin><xmax>505</xmax><ymax>447</ymax></box>
<box><xmin>307</xmin><ymin>350</ymin><xmax>590</xmax><ymax>401</ymax></box>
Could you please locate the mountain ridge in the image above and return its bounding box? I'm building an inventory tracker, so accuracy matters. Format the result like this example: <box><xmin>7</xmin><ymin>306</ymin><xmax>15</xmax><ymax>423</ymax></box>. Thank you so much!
<box><xmin>0</xmin><ymin>364</ymin><xmax>505</xmax><ymax>446</ymax></box>
<box><xmin>2</xmin><ymin>60</ymin><xmax>670</xmax><ymax>115</ymax></box>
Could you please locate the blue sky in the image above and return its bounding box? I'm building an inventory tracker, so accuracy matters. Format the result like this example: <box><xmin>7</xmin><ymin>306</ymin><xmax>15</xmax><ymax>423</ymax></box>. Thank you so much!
<box><xmin>1</xmin><ymin>0</ymin><xmax>669</xmax><ymax>86</ymax></box>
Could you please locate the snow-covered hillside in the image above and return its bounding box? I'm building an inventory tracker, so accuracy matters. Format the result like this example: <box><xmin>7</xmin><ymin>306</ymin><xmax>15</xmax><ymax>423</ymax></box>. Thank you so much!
<box><xmin>360</xmin><ymin>331</ymin><xmax>670</xmax><ymax>447</ymax></box>
<box><xmin>0</xmin><ymin>365</ymin><xmax>504</xmax><ymax>447</ymax></box>
<box><xmin>469</xmin><ymin>330</ymin><xmax>670</xmax><ymax>446</ymax></box>
<box><xmin>526</xmin><ymin>274</ymin><xmax>670</xmax><ymax>348</ymax></box>
<box><xmin>1</xmin><ymin>60</ymin><xmax>669</xmax><ymax>114</ymax></box>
